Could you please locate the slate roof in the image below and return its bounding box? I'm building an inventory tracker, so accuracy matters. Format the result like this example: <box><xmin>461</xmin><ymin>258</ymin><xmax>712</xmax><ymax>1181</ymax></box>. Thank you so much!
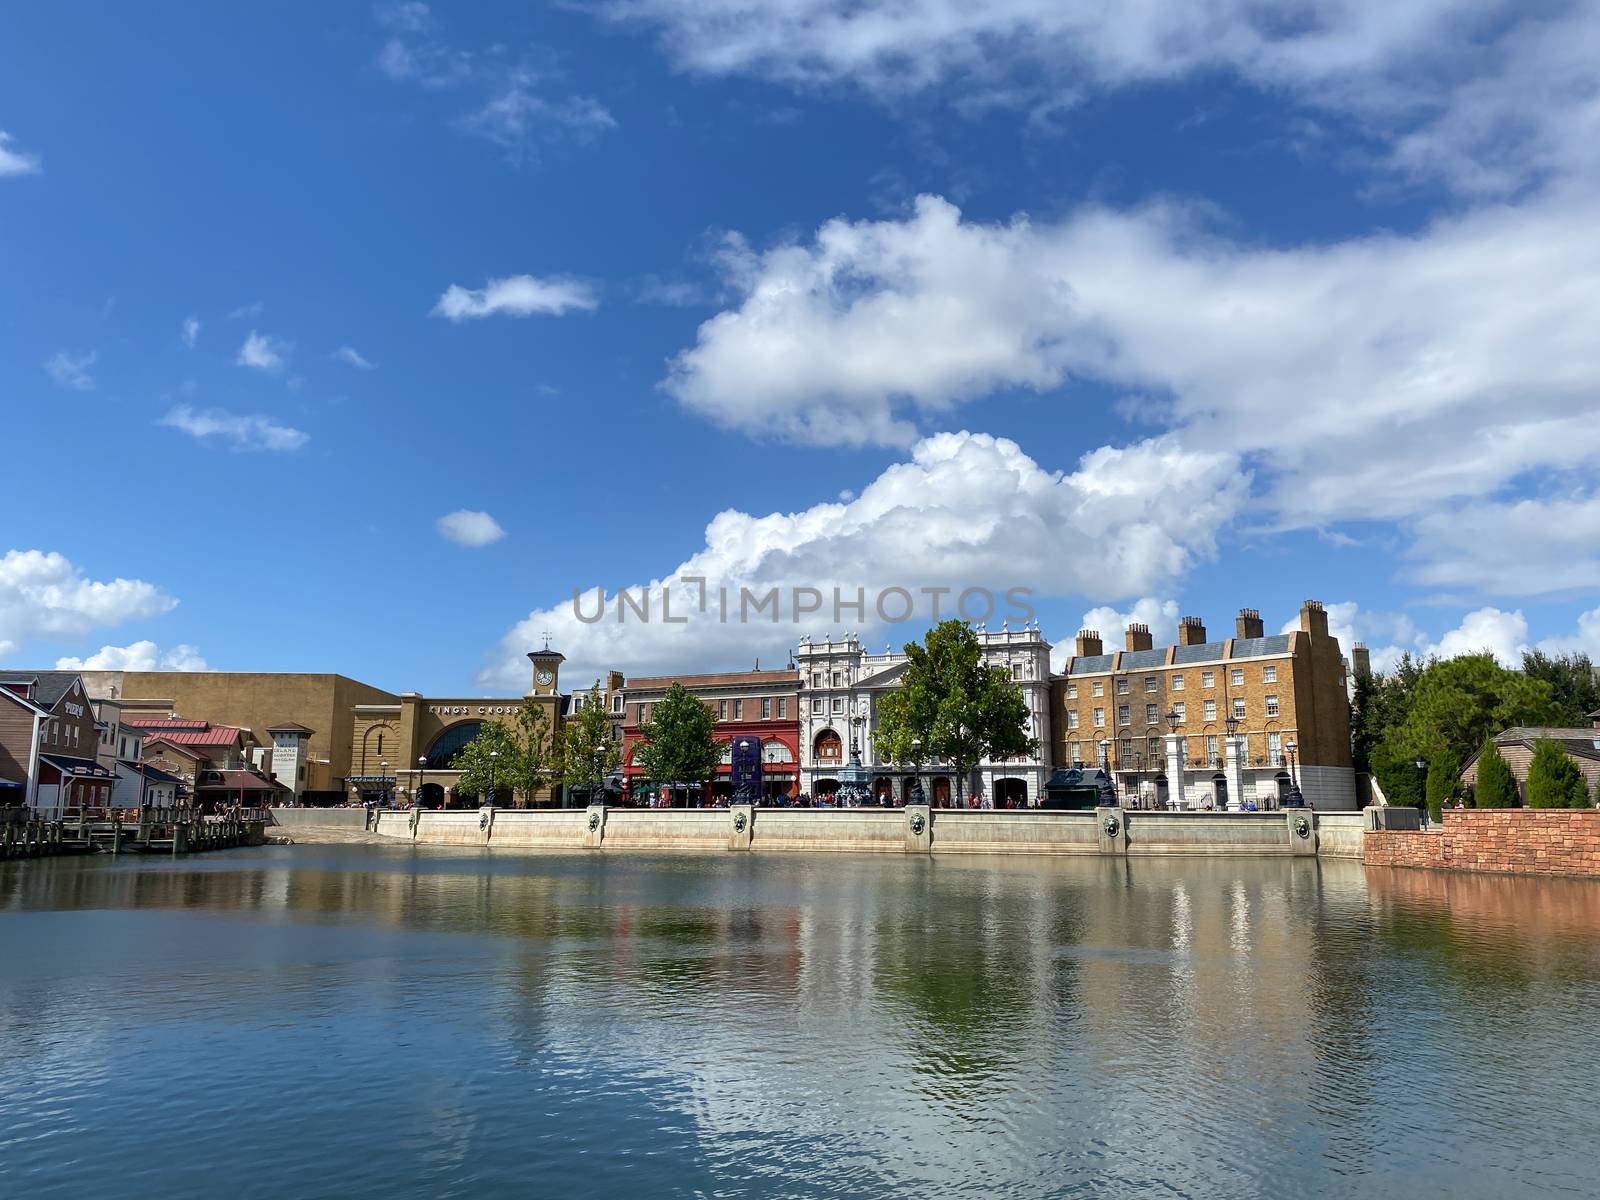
<box><xmin>1171</xmin><ymin>641</ymin><xmax>1228</xmax><ymax>665</ymax></box>
<box><xmin>1068</xmin><ymin>654</ymin><xmax>1115</xmax><ymax>675</ymax></box>
<box><xmin>40</xmin><ymin>753</ymin><xmax>114</xmax><ymax>778</ymax></box>
<box><xmin>1231</xmin><ymin>635</ymin><xmax>1293</xmax><ymax>659</ymax></box>
<box><xmin>1120</xmin><ymin>648</ymin><xmax>1169</xmax><ymax>670</ymax></box>
<box><xmin>0</xmin><ymin>669</ymin><xmax>86</xmax><ymax>708</ymax></box>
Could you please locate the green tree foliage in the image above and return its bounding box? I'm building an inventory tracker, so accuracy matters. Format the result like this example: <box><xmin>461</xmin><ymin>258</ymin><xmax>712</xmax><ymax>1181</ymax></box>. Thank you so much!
<box><xmin>506</xmin><ymin>697</ymin><xmax>560</xmax><ymax>805</ymax></box>
<box><xmin>1393</xmin><ymin>655</ymin><xmax>1559</xmax><ymax>766</ymax></box>
<box><xmin>1472</xmin><ymin>740</ymin><xmax>1518</xmax><ymax>808</ymax></box>
<box><xmin>1425</xmin><ymin>750</ymin><xmax>1459</xmax><ymax>821</ymax></box>
<box><xmin>633</xmin><ymin>682</ymin><xmax>724</xmax><ymax>786</ymax></box>
<box><xmin>1525</xmin><ymin>738</ymin><xmax>1590</xmax><ymax>808</ymax></box>
<box><xmin>451</xmin><ymin>721</ymin><xmax>523</xmax><ymax>805</ymax></box>
<box><xmin>875</xmin><ymin>620</ymin><xmax>1039</xmax><ymax>805</ymax></box>
<box><xmin>1520</xmin><ymin>650</ymin><xmax>1600</xmax><ymax>727</ymax></box>
<box><xmin>561</xmin><ymin>682</ymin><xmax>621</xmax><ymax>801</ymax></box>
<box><xmin>1350</xmin><ymin>653</ymin><xmax>1423</xmax><ymax>774</ymax></box>
<box><xmin>1371</xmin><ymin>741</ymin><xmax>1425</xmax><ymax>809</ymax></box>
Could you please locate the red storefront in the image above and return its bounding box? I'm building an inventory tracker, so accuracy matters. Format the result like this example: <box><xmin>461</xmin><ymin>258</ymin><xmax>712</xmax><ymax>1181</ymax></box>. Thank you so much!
<box><xmin>621</xmin><ymin>669</ymin><xmax>801</xmax><ymax>806</ymax></box>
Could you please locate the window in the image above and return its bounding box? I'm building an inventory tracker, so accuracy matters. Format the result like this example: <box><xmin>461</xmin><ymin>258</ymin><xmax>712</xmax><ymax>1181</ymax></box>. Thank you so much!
<box><xmin>1116</xmin><ymin>677</ymin><xmax>1129</xmax><ymax>695</ymax></box>
<box><xmin>1092</xmin><ymin>681</ymin><xmax>1104</xmax><ymax>697</ymax></box>
<box><xmin>1206</xmin><ymin>734</ymin><xmax>1219</xmax><ymax>761</ymax></box>
<box><xmin>1146</xmin><ymin>704</ymin><xmax>1158</xmax><ymax>724</ymax></box>
<box><xmin>1120</xmin><ymin>738</ymin><xmax>1133</xmax><ymax>762</ymax></box>
<box><xmin>1177</xmin><ymin>736</ymin><xmax>1189</xmax><ymax>761</ymax></box>
<box><xmin>1148</xmin><ymin>736</ymin><xmax>1162</xmax><ymax>759</ymax></box>
<box><xmin>1012</xmin><ymin>663</ymin><xmax>1022</xmax><ymax>680</ymax></box>
<box><xmin>1204</xmin><ymin>699</ymin><xmax>1217</xmax><ymax>721</ymax></box>
<box><xmin>812</xmin><ymin>698</ymin><xmax>823</xmax><ymax>715</ymax></box>
<box><xmin>1265</xmin><ymin>695</ymin><xmax>1279</xmax><ymax>717</ymax></box>
<box><xmin>832</xmin><ymin>698</ymin><xmax>844</xmax><ymax>714</ymax></box>
<box><xmin>1201</xmin><ymin>671</ymin><xmax>1214</xmax><ymax>688</ymax></box>
<box><xmin>376</xmin><ymin>732</ymin><xmax>384</xmax><ymax>755</ymax></box>
<box><xmin>424</xmin><ymin>721</ymin><xmax>485</xmax><ymax>770</ymax></box>
<box><xmin>1231</xmin><ymin>669</ymin><xmax>1245</xmax><ymax>686</ymax></box>
<box><xmin>640</xmin><ymin>704</ymin><xmax>650</xmax><ymax>724</ymax></box>
<box><xmin>1171</xmin><ymin>675</ymin><xmax>1184</xmax><ymax>692</ymax></box>
<box><xmin>761</xmin><ymin>698</ymin><xmax>772</xmax><ymax>720</ymax></box>
<box><xmin>1070</xmin><ymin>741</ymin><xmax>1082</xmax><ymax>764</ymax></box>
<box><xmin>1269</xmin><ymin>731</ymin><xmax>1282</xmax><ymax>760</ymax></box>
<box><xmin>1093</xmin><ymin>707</ymin><xmax>1105</xmax><ymax>727</ymax></box>
<box><xmin>49</xmin><ymin>720</ymin><xmax>57</xmax><ymax>743</ymax></box>
<box><xmin>814</xmin><ymin>729</ymin><xmax>843</xmax><ymax>763</ymax></box>
<box><xmin>831</xmin><ymin>671</ymin><xmax>841</xmax><ymax>687</ymax></box>
<box><xmin>1145</xmin><ymin>676</ymin><xmax>1158</xmax><ymax>693</ymax></box>
<box><xmin>1172</xmin><ymin>702</ymin><xmax>1186</xmax><ymax>723</ymax></box>
<box><xmin>1263</xmin><ymin>665</ymin><xmax>1277</xmax><ymax>683</ymax></box>
<box><xmin>811</xmin><ymin>672</ymin><xmax>822</xmax><ymax>688</ymax></box>
<box><xmin>613</xmin><ymin>694</ymin><xmax>623</xmax><ymax>713</ymax></box>
<box><xmin>719</xmin><ymin>700</ymin><xmax>728</xmax><ymax>720</ymax></box>
<box><xmin>1118</xmin><ymin>704</ymin><xmax>1130</xmax><ymax>726</ymax></box>
<box><xmin>1067</xmin><ymin>711</ymin><xmax>1079</xmax><ymax>729</ymax></box>
<box><xmin>734</xmin><ymin>699</ymin><xmax>744</xmax><ymax>719</ymax></box>
<box><xmin>1066</xmin><ymin>683</ymin><xmax>1077</xmax><ymax>700</ymax></box>
<box><xmin>777</xmin><ymin>698</ymin><xmax>787</xmax><ymax>718</ymax></box>
<box><xmin>1233</xmin><ymin>698</ymin><xmax>1246</xmax><ymax>720</ymax></box>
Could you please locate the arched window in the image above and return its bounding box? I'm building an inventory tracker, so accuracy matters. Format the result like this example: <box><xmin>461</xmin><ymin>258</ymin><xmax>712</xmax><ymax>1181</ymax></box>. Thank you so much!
<box><xmin>427</xmin><ymin>722</ymin><xmax>484</xmax><ymax>770</ymax></box>
<box><xmin>814</xmin><ymin>729</ymin><xmax>842</xmax><ymax>763</ymax></box>
<box><xmin>376</xmin><ymin>732</ymin><xmax>384</xmax><ymax>756</ymax></box>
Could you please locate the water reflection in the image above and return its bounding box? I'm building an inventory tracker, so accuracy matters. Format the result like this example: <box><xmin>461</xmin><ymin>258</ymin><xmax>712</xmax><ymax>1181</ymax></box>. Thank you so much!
<box><xmin>2</xmin><ymin>848</ymin><xmax>1599</xmax><ymax>1198</ymax></box>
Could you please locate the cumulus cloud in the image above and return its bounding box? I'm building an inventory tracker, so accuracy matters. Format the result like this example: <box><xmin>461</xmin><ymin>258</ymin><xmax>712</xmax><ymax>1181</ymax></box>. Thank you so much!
<box><xmin>1537</xmin><ymin>606</ymin><xmax>1600</xmax><ymax>659</ymax></box>
<box><xmin>331</xmin><ymin>345</ymin><xmax>377</xmax><ymax>370</ymax></box>
<box><xmin>236</xmin><ymin>330</ymin><xmax>288</xmax><ymax>371</ymax></box>
<box><xmin>0</xmin><ymin>550</ymin><xmax>176</xmax><ymax>654</ymax></box>
<box><xmin>44</xmin><ymin>350</ymin><xmax>96</xmax><ymax>391</ymax></box>
<box><xmin>181</xmin><ymin>316</ymin><xmax>201</xmax><ymax>348</ymax></box>
<box><xmin>666</xmin><ymin>190</ymin><xmax>1600</xmax><ymax>585</ymax></box>
<box><xmin>159</xmin><ymin>405</ymin><xmax>309</xmax><ymax>452</ymax></box>
<box><xmin>431</xmin><ymin>274</ymin><xmax>598</xmax><ymax>320</ymax></box>
<box><xmin>603</xmin><ymin>0</ymin><xmax>1599</xmax><ymax>196</ymax></box>
<box><xmin>0</xmin><ymin>130</ymin><xmax>41</xmax><ymax>176</ymax></box>
<box><xmin>1065</xmin><ymin>598</ymin><xmax>1182</xmax><ymax>671</ymax></box>
<box><xmin>1288</xmin><ymin>601</ymin><xmax>1539</xmax><ymax>671</ymax></box>
<box><xmin>56</xmin><ymin>641</ymin><xmax>209</xmax><ymax>672</ymax></box>
<box><xmin>1425</xmin><ymin>607</ymin><xmax>1531</xmax><ymax>666</ymax></box>
<box><xmin>1406</xmin><ymin>492</ymin><xmax>1600</xmax><ymax>596</ymax></box>
<box><xmin>480</xmin><ymin>430</ymin><xmax>1246</xmax><ymax>687</ymax></box>
<box><xmin>437</xmin><ymin>510</ymin><xmax>507</xmax><ymax>547</ymax></box>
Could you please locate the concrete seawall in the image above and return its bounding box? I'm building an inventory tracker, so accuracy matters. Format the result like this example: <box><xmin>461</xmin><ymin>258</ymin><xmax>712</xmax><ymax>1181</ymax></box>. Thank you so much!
<box><xmin>268</xmin><ymin>808</ymin><xmax>372</xmax><ymax>832</ymax></box>
<box><xmin>353</xmin><ymin>805</ymin><xmax>1366</xmax><ymax>858</ymax></box>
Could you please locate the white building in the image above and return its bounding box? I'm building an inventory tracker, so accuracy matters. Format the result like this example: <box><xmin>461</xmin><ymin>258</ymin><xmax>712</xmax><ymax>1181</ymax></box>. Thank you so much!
<box><xmin>795</xmin><ymin>625</ymin><xmax>1054</xmax><ymax>806</ymax></box>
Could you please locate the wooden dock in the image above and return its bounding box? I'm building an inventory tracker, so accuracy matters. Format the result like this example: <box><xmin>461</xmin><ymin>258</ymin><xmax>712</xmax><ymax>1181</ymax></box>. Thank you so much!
<box><xmin>0</xmin><ymin>806</ymin><xmax>267</xmax><ymax>860</ymax></box>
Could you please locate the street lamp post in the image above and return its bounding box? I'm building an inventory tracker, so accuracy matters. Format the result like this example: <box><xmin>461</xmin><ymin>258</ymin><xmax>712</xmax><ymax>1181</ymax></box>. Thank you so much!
<box><xmin>1097</xmin><ymin>738</ymin><xmax>1117</xmax><ymax>806</ymax></box>
<box><xmin>380</xmin><ymin>761</ymin><xmax>388</xmax><ymax>808</ymax></box>
<box><xmin>911</xmin><ymin>737</ymin><xmax>926</xmax><ymax>807</ymax></box>
<box><xmin>418</xmin><ymin>755</ymin><xmax>428</xmax><ymax>809</ymax></box>
<box><xmin>488</xmin><ymin>749</ymin><xmax>499</xmax><ymax>808</ymax></box>
<box><xmin>1415</xmin><ymin>755</ymin><xmax>1427</xmax><ymax>821</ymax></box>
<box><xmin>1164</xmin><ymin>707</ymin><xmax>1183</xmax><ymax>810</ymax></box>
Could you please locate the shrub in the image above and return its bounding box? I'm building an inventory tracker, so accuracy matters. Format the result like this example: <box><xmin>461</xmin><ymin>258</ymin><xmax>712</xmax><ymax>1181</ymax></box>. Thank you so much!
<box><xmin>1473</xmin><ymin>740</ymin><xmax>1517</xmax><ymax>808</ymax></box>
<box><xmin>1525</xmin><ymin>739</ymin><xmax>1588</xmax><ymax>809</ymax></box>
<box><xmin>1425</xmin><ymin>753</ymin><xmax>1459</xmax><ymax>821</ymax></box>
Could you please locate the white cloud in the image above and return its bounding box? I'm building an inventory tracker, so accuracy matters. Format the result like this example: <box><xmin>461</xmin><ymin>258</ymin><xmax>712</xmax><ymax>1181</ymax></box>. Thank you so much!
<box><xmin>1537</xmin><ymin>606</ymin><xmax>1600</xmax><ymax>659</ymax></box>
<box><xmin>437</xmin><ymin>510</ymin><xmax>507</xmax><ymax>547</ymax></box>
<box><xmin>44</xmin><ymin>350</ymin><xmax>96</xmax><ymax>391</ymax></box>
<box><xmin>1406</xmin><ymin>492</ymin><xmax>1600</xmax><ymax>596</ymax></box>
<box><xmin>1425</xmin><ymin>607</ymin><xmax>1530</xmax><ymax>666</ymax></box>
<box><xmin>1292</xmin><ymin>601</ymin><xmax>1537</xmax><ymax>671</ymax></box>
<box><xmin>236</xmin><ymin>330</ymin><xmax>288</xmax><ymax>371</ymax></box>
<box><xmin>461</xmin><ymin>68</ymin><xmax>616</xmax><ymax>156</ymax></box>
<box><xmin>159</xmin><ymin>405</ymin><xmax>309</xmax><ymax>452</ymax></box>
<box><xmin>227</xmin><ymin>301</ymin><xmax>264</xmax><ymax>320</ymax></box>
<box><xmin>1066</xmin><ymin>597</ymin><xmax>1181</xmax><ymax>671</ymax></box>
<box><xmin>0</xmin><ymin>130</ymin><xmax>41</xmax><ymax>176</ymax></box>
<box><xmin>0</xmin><ymin>550</ymin><xmax>176</xmax><ymax>654</ymax></box>
<box><xmin>603</xmin><ymin>0</ymin><xmax>1600</xmax><ymax>195</ymax></box>
<box><xmin>480</xmin><ymin>430</ymin><xmax>1246</xmax><ymax>687</ymax></box>
<box><xmin>667</xmin><ymin>190</ymin><xmax>1600</xmax><ymax>586</ymax></box>
<box><xmin>331</xmin><ymin>345</ymin><xmax>377</xmax><ymax>370</ymax></box>
<box><xmin>56</xmin><ymin>641</ymin><xmax>209</xmax><ymax>672</ymax></box>
<box><xmin>431</xmin><ymin>274</ymin><xmax>599</xmax><ymax>320</ymax></box>
<box><xmin>182</xmin><ymin>316</ymin><xmax>201</xmax><ymax>348</ymax></box>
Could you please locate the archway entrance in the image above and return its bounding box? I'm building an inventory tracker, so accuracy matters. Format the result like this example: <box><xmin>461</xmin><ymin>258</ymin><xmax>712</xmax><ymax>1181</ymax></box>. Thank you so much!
<box><xmin>1155</xmin><ymin>775</ymin><xmax>1170</xmax><ymax>810</ymax></box>
<box><xmin>932</xmin><ymin>776</ymin><xmax>952</xmax><ymax>807</ymax></box>
<box><xmin>419</xmin><ymin>782</ymin><xmax>446</xmax><ymax>809</ymax></box>
<box><xmin>814</xmin><ymin>779</ymin><xmax>840</xmax><ymax>804</ymax></box>
<box><xmin>900</xmin><ymin>776</ymin><xmax>921</xmax><ymax>805</ymax></box>
<box><xmin>996</xmin><ymin>777</ymin><xmax>1028</xmax><ymax>808</ymax></box>
<box><xmin>873</xmin><ymin>777</ymin><xmax>894</xmax><ymax>805</ymax></box>
<box><xmin>1211</xmin><ymin>773</ymin><xmax>1228</xmax><ymax>809</ymax></box>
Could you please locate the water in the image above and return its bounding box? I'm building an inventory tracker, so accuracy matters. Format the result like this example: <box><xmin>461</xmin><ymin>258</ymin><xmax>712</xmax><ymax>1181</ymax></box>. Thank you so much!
<box><xmin>2</xmin><ymin>846</ymin><xmax>1598</xmax><ymax>1198</ymax></box>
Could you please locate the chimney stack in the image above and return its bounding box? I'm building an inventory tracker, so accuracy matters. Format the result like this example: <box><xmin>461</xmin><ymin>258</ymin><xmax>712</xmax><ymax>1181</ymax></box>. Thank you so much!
<box><xmin>1125</xmin><ymin>623</ymin><xmax>1154</xmax><ymax>652</ymax></box>
<box><xmin>1074</xmin><ymin>629</ymin><xmax>1104</xmax><ymax>658</ymax></box>
<box><xmin>1350</xmin><ymin>644</ymin><xmax>1371</xmax><ymax>680</ymax></box>
<box><xmin>1236</xmin><ymin>608</ymin><xmax>1264</xmax><ymax>639</ymax></box>
<box><xmin>1299</xmin><ymin>598</ymin><xmax>1329</xmax><ymax>638</ymax></box>
<box><xmin>1177</xmin><ymin>616</ymin><xmax>1207</xmax><ymax>647</ymax></box>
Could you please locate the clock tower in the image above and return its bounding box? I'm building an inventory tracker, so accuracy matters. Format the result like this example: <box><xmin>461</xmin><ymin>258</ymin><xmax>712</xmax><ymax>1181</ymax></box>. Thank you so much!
<box><xmin>527</xmin><ymin>640</ymin><xmax>565</xmax><ymax>698</ymax></box>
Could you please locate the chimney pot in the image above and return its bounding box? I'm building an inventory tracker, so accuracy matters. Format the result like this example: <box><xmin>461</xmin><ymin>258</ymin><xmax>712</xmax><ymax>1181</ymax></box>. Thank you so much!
<box><xmin>1125</xmin><ymin>623</ymin><xmax>1154</xmax><ymax>652</ymax></box>
<box><xmin>1177</xmin><ymin>616</ymin><xmax>1208</xmax><ymax>647</ymax></box>
<box><xmin>1236</xmin><ymin>607</ymin><xmax>1265</xmax><ymax>639</ymax></box>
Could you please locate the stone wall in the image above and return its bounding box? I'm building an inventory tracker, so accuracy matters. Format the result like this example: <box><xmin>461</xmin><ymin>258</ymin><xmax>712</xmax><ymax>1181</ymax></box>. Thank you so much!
<box><xmin>267</xmin><ymin>808</ymin><xmax>371</xmax><ymax>831</ymax></box>
<box><xmin>1364</xmin><ymin>809</ymin><xmax>1600</xmax><ymax>878</ymax></box>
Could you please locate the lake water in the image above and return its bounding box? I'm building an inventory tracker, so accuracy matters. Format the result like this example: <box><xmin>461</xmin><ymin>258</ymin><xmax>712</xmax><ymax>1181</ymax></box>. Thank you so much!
<box><xmin>2</xmin><ymin>844</ymin><xmax>1598</xmax><ymax>1198</ymax></box>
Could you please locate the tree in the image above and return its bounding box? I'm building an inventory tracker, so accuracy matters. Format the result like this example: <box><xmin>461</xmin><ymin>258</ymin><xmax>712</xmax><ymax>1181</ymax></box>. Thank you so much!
<box><xmin>506</xmin><ymin>697</ymin><xmax>560</xmax><ymax>806</ymax></box>
<box><xmin>1350</xmin><ymin>653</ymin><xmax>1423</xmax><ymax>773</ymax></box>
<box><xmin>1472</xmin><ymin>739</ymin><xmax>1517</xmax><ymax>809</ymax></box>
<box><xmin>451</xmin><ymin>721</ymin><xmax>523</xmax><ymax>805</ymax></box>
<box><xmin>875</xmin><ymin>620</ymin><xmax>1039</xmax><ymax>806</ymax></box>
<box><xmin>1370</xmin><ymin>741</ymin><xmax>1424</xmax><ymax>809</ymax></box>
<box><xmin>633</xmin><ymin>682</ymin><xmax>724</xmax><ymax>791</ymax></box>
<box><xmin>561</xmin><ymin>682</ymin><xmax>621</xmax><ymax>804</ymax></box>
<box><xmin>1521</xmin><ymin>650</ymin><xmax>1600</xmax><ymax>727</ymax></box>
<box><xmin>1425</xmin><ymin>751</ymin><xmax>1459</xmax><ymax>821</ymax></box>
<box><xmin>1391</xmin><ymin>654</ymin><xmax>1559</xmax><ymax>769</ymax></box>
<box><xmin>1525</xmin><ymin>738</ymin><xmax>1589</xmax><ymax>809</ymax></box>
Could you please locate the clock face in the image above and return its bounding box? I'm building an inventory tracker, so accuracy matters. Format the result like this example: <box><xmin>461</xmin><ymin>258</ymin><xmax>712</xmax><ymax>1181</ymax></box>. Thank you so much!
<box><xmin>536</xmin><ymin>669</ymin><xmax>554</xmax><ymax>686</ymax></box>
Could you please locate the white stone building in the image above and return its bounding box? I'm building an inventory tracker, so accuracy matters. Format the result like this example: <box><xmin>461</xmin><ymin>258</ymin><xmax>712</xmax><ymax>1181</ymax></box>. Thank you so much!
<box><xmin>795</xmin><ymin>625</ymin><xmax>1053</xmax><ymax>806</ymax></box>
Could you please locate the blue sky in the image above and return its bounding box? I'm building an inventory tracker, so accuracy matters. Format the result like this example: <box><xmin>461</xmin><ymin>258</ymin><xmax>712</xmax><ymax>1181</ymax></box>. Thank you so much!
<box><xmin>3</xmin><ymin>1</ymin><xmax>1598</xmax><ymax>695</ymax></box>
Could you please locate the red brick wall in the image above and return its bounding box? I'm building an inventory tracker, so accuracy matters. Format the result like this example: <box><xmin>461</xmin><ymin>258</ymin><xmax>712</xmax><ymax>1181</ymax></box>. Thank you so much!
<box><xmin>1365</xmin><ymin>809</ymin><xmax>1600</xmax><ymax>878</ymax></box>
